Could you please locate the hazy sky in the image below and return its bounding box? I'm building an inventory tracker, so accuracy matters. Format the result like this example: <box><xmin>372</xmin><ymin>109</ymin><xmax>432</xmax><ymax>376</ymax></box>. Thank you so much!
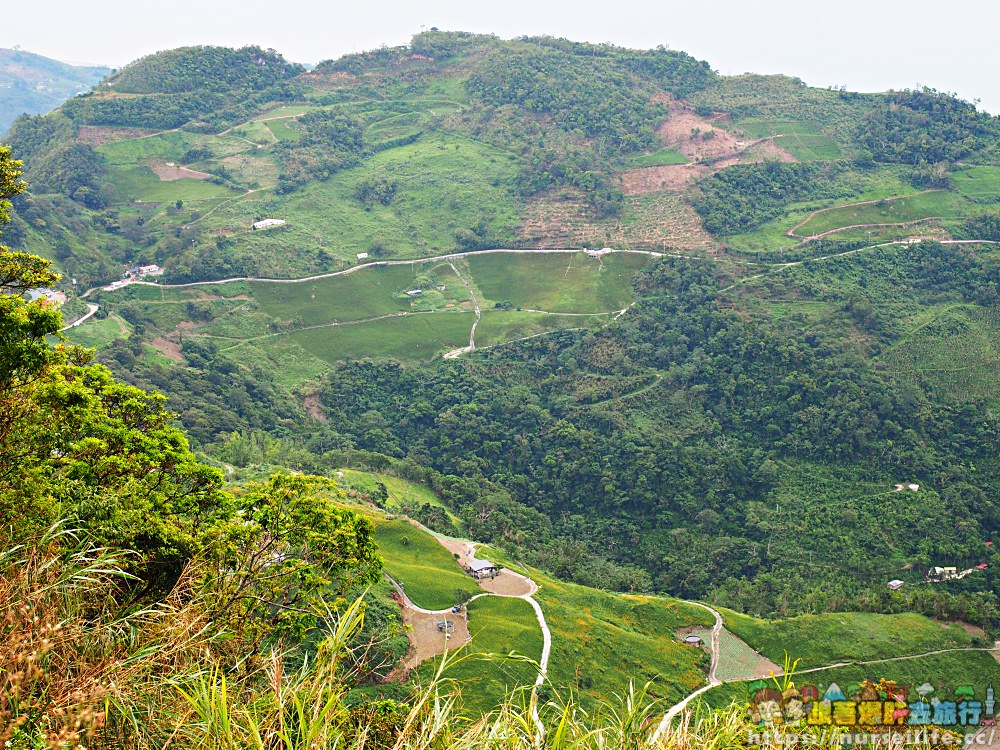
<box><xmin>6</xmin><ymin>0</ymin><xmax>1000</xmax><ymax>112</ymax></box>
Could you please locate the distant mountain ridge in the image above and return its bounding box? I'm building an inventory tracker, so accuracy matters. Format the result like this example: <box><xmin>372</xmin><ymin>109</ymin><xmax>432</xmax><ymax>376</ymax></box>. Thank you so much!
<box><xmin>0</xmin><ymin>47</ymin><xmax>110</xmax><ymax>135</ymax></box>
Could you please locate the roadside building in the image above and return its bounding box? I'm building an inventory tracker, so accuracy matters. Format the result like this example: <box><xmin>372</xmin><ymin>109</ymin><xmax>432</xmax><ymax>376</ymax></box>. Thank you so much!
<box><xmin>252</xmin><ymin>219</ymin><xmax>286</xmax><ymax>230</ymax></box>
<box><xmin>468</xmin><ymin>559</ymin><xmax>497</xmax><ymax>579</ymax></box>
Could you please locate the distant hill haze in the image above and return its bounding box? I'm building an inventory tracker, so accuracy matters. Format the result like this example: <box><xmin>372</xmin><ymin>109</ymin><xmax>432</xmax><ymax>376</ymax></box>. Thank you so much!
<box><xmin>0</xmin><ymin>47</ymin><xmax>110</xmax><ymax>136</ymax></box>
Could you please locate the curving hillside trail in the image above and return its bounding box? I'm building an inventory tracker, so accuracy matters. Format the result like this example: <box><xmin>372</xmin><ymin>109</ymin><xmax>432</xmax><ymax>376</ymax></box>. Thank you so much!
<box><xmin>59</xmin><ymin>303</ymin><xmax>99</xmax><ymax>331</ymax></box>
<box><xmin>386</xmin><ymin>534</ymin><xmax>550</xmax><ymax>732</ymax></box>
<box><xmin>650</xmin><ymin>600</ymin><xmax>724</xmax><ymax>742</ymax></box>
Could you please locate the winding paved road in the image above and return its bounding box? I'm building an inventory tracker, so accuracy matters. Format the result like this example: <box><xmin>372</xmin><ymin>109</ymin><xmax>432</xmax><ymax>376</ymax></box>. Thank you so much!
<box><xmin>59</xmin><ymin>303</ymin><xmax>99</xmax><ymax>331</ymax></box>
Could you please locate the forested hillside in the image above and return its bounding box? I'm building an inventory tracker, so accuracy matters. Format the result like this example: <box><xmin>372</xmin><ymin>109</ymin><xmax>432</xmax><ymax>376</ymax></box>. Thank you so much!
<box><xmin>5</xmin><ymin>30</ymin><xmax>1000</xmax><ymax>642</ymax></box>
<box><xmin>0</xmin><ymin>48</ymin><xmax>109</xmax><ymax>135</ymax></box>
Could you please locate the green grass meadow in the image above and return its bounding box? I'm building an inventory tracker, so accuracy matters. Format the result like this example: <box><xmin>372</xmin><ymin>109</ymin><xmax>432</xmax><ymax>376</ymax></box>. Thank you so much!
<box><xmin>734</xmin><ymin>119</ymin><xmax>843</xmax><ymax>161</ymax></box>
<box><xmin>721</xmin><ymin>609</ymin><xmax>977</xmax><ymax>670</ymax></box>
<box><xmin>475</xmin><ymin>310</ymin><xmax>604</xmax><ymax>347</ymax></box>
<box><xmin>953</xmin><ymin>166</ymin><xmax>1000</xmax><ymax>201</ymax></box>
<box><xmin>206</xmin><ymin>133</ymin><xmax>523</xmax><ymax>266</ymax></box>
<box><xmin>467</xmin><ymin>252</ymin><xmax>648</xmax><ymax>312</ymax></box>
<box><xmin>368</xmin><ymin>517</ymin><xmax>480</xmax><ymax>610</ymax></box>
<box><xmin>426</xmin><ymin>596</ymin><xmax>543</xmax><ymax>715</ymax></box>
<box><xmin>534</xmin><ymin>575</ymin><xmax>713</xmax><ymax>709</ymax></box>
<box><xmin>109</xmin><ymin>166</ymin><xmax>238</xmax><ymax>203</ymax></box>
<box><xmin>64</xmin><ymin>315</ymin><xmax>131</xmax><ymax>349</ymax></box>
<box><xmin>625</xmin><ymin>148</ymin><xmax>689</xmax><ymax>167</ymax></box>
<box><xmin>284</xmin><ymin>312</ymin><xmax>474</xmax><ymax>363</ymax></box>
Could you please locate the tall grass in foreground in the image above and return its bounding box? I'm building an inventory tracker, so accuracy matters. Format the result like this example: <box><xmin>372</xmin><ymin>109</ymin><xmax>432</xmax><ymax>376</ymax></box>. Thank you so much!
<box><xmin>2</xmin><ymin>525</ymin><xmax>948</xmax><ymax>750</ymax></box>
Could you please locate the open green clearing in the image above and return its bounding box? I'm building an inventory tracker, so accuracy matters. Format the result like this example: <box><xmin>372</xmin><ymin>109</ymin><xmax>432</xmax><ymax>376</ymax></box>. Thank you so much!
<box><xmin>367</xmin><ymin>516</ymin><xmax>480</xmax><ymax>610</ymax></box>
<box><xmin>625</xmin><ymin>148</ymin><xmax>689</xmax><ymax>167</ymax></box>
<box><xmin>722</xmin><ymin>609</ymin><xmax>977</xmax><ymax>670</ymax></box>
<box><xmin>204</xmin><ymin>133</ymin><xmax>523</xmax><ymax>266</ymax></box>
<box><xmin>264</xmin><ymin>119</ymin><xmax>302</xmax><ymax>141</ymax></box>
<box><xmin>108</xmin><ymin>167</ymin><xmax>239</xmax><ymax>203</ymax></box>
<box><xmin>467</xmin><ymin>252</ymin><xmax>649</xmax><ymax>312</ymax></box>
<box><xmin>475</xmin><ymin>310</ymin><xmax>606</xmax><ymax>347</ymax></box>
<box><xmin>64</xmin><ymin>316</ymin><xmax>131</xmax><ymax>349</ymax></box>
<box><xmin>953</xmin><ymin>165</ymin><xmax>1000</xmax><ymax>201</ymax></box>
<box><xmin>793</xmin><ymin>191</ymin><xmax>962</xmax><ymax>237</ymax></box>
<box><xmin>735</xmin><ymin>119</ymin><xmax>843</xmax><ymax>161</ymax></box>
<box><xmin>251</xmin><ymin>266</ymin><xmax>416</xmax><ymax>324</ymax></box>
<box><xmin>222</xmin><ymin>337</ymin><xmax>332</xmax><ymax>389</ymax></box>
<box><xmin>422</xmin><ymin>596</ymin><xmax>543</xmax><ymax>715</ymax></box>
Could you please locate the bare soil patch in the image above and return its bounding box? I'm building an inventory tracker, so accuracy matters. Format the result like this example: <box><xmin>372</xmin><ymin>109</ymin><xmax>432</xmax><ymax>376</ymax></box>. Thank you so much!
<box><xmin>148</xmin><ymin>160</ymin><xmax>212</xmax><ymax>182</ymax></box>
<box><xmin>619</xmin><ymin>165</ymin><xmax>710</xmax><ymax>195</ymax></box>
<box><xmin>478</xmin><ymin>570</ymin><xmax>533</xmax><ymax>597</ymax></box>
<box><xmin>437</xmin><ymin>537</ymin><xmax>474</xmax><ymax>560</ymax></box>
<box><xmin>952</xmin><ymin>620</ymin><xmax>987</xmax><ymax>638</ymax></box>
<box><xmin>741</xmin><ymin>139</ymin><xmax>797</xmax><ymax>164</ymax></box>
<box><xmin>395</xmin><ymin>595</ymin><xmax>470</xmax><ymax>676</ymax></box>
<box><xmin>517</xmin><ymin>189</ymin><xmax>719</xmax><ymax>254</ymax></box>
<box><xmin>76</xmin><ymin>126</ymin><xmax>163</xmax><ymax>147</ymax></box>
<box><xmin>149</xmin><ymin>337</ymin><xmax>183</xmax><ymax>361</ymax></box>
<box><xmin>297</xmin><ymin>70</ymin><xmax>357</xmax><ymax>88</ymax></box>
<box><xmin>303</xmin><ymin>394</ymin><xmax>329</xmax><ymax>424</ymax></box>
<box><xmin>656</xmin><ymin>105</ymin><xmax>744</xmax><ymax>162</ymax></box>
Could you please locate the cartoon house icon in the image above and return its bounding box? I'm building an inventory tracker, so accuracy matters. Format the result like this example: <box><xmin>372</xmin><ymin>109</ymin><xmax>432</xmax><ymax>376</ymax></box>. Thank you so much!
<box><xmin>823</xmin><ymin>683</ymin><xmax>847</xmax><ymax>702</ymax></box>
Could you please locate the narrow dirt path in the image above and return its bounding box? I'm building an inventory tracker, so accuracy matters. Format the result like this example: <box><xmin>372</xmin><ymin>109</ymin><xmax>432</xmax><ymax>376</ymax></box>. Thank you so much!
<box><xmin>387</xmin><ymin>534</ymin><xmax>551</xmax><ymax>732</ymax></box>
<box><xmin>443</xmin><ymin>262</ymin><xmax>480</xmax><ymax>359</ymax></box>
<box><xmin>785</xmin><ymin>190</ymin><xmax>941</xmax><ymax>239</ymax></box>
<box><xmin>651</xmin><ymin>600</ymin><xmax>724</xmax><ymax>741</ymax></box>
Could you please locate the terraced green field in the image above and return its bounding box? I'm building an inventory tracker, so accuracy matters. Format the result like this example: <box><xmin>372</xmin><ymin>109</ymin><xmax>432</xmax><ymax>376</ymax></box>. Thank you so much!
<box><xmin>722</xmin><ymin>609</ymin><xmax>977</xmax><ymax>670</ymax></box>
<box><xmin>793</xmin><ymin>191</ymin><xmax>961</xmax><ymax>237</ymax></box>
<box><xmin>735</xmin><ymin>119</ymin><xmax>843</xmax><ymax>161</ymax></box>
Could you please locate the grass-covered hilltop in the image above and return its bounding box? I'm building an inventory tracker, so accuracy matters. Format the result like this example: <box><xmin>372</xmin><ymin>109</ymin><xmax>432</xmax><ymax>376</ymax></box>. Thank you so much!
<box><xmin>3</xmin><ymin>29</ymin><xmax>1000</xmax><ymax>749</ymax></box>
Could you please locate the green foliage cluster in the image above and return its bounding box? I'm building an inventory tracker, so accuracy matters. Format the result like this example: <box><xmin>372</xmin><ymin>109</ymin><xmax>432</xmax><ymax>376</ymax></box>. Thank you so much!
<box><xmin>59</xmin><ymin>46</ymin><xmax>304</xmax><ymax>132</ymax></box>
<box><xmin>855</xmin><ymin>88</ymin><xmax>1000</xmax><ymax>165</ymax></box>
<box><xmin>275</xmin><ymin>110</ymin><xmax>366</xmax><ymax>193</ymax></box>
<box><xmin>693</xmin><ymin>162</ymin><xmax>850</xmax><ymax>235</ymax></box>
<box><xmin>110</xmin><ymin>45</ymin><xmax>302</xmax><ymax>94</ymax></box>
<box><xmin>5</xmin><ymin>113</ymin><xmax>108</xmax><ymax>207</ymax></box>
<box><xmin>466</xmin><ymin>47</ymin><xmax>658</xmax><ymax>153</ymax></box>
